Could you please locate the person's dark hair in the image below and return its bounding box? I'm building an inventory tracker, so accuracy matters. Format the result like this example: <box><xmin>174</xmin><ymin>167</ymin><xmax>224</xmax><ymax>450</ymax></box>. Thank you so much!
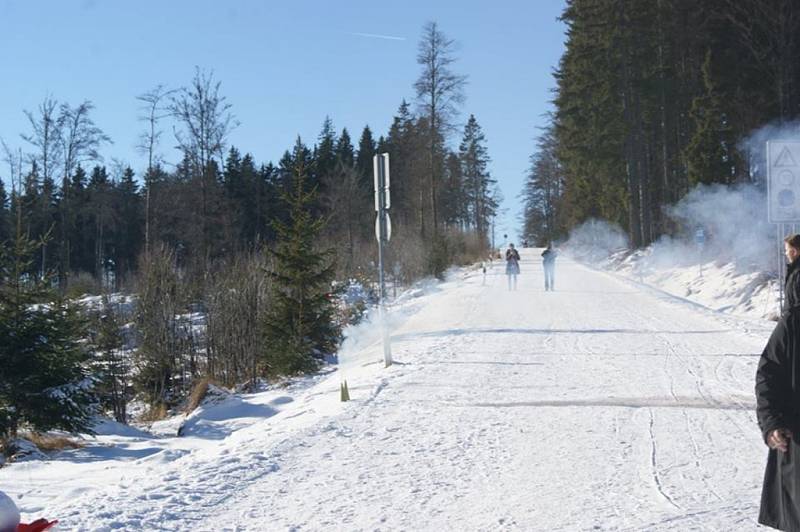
<box><xmin>785</xmin><ymin>234</ymin><xmax>800</xmax><ymax>250</ymax></box>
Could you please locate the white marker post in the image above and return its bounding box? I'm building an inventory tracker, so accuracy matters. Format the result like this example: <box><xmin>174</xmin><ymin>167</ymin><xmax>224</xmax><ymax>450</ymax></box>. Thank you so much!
<box><xmin>373</xmin><ymin>153</ymin><xmax>393</xmax><ymax>367</ymax></box>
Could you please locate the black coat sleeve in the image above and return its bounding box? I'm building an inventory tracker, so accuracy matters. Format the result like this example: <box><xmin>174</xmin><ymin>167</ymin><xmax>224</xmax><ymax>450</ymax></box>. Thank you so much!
<box><xmin>786</xmin><ymin>271</ymin><xmax>800</xmax><ymax>311</ymax></box>
<box><xmin>756</xmin><ymin>318</ymin><xmax>794</xmax><ymax>442</ymax></box>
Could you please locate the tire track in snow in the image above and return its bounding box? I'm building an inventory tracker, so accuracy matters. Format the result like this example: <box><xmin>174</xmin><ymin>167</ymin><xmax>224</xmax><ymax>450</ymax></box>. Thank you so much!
<box><xmin>656</xmin><ymin>330</ymin><xmax>760</xmax><ymax>453</ymax></box>
<box><xmin>683</xmin><ymin>408</ymin><xmax>723</xmax><ymax>502</ymax></box>
<box><xmin>648</xmin><ymin>408</ymin><xmax>681</xmax><ymax>510</ymax></box>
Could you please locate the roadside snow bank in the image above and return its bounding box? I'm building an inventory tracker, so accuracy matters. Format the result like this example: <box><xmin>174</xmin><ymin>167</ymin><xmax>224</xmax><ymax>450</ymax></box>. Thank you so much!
<box><xmin>563</xmin><ymin>209</ymin><xmax>781</xmax><ymax>320</ymax></box>
<box><xmin>602</xmin><ymin>248</ymin><xmax>779</xmax><ymax>320</ymax></box>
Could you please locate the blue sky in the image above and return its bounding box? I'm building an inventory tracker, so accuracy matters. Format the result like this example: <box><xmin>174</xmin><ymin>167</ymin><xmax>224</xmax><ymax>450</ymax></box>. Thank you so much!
<box><xmin>0</xmin><ymin>0</ymin><xmax>566</xmax><ymax>242</ymax></box>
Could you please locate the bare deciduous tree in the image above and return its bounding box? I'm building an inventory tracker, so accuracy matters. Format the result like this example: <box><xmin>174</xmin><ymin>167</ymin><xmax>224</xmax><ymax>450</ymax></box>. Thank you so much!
<box><xmin>134</xmin><ymin>244</ymin><xmax>182</xmax><ymax>408</ymax></box>
<box><xmin>137</xmin><ymin>85</ymin><xmax>176</xmax><ymax>256</ymax></box>
<box><xmin>169</xmin><ymin>68</ymin><xmax>239</xmax><ymax>276</ymax></box>
<box><xmin>1</xmin><ymin>139</ymin><xmax>24</xmax><ymax>234</ymax></box>
<box><xmin>169</xmin><ymin>68</ymin><xmax>238</xmax><ymax>177</ymax></box>
<box><xmin>414</xmin><ymin>21</ymin><xmax>467</xmax><ymax>236</ymax></box>
<box><xmin>21</xmin><ymin>97</ymin><xmax>62</xmax><ymax>186</ymax></box>
<box><xmin>57</xmin><ymin>101</ymin><xmax>111</xmax><ymax>286</ymax></box>
<box><xmin>205</xmin><ymin>253</ymin><xmax>272</xmax><ymax>388</ymax></box>
<box><xmin>59</xmin><ymin>100</ymin><xmax>112</xmax><ymax>184</ymax></box>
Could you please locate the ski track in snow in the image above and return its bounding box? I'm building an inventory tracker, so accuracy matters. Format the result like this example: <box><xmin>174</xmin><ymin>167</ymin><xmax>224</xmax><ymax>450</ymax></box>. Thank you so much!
<box><xmin>1</xmin><ymin>250</ymin><xmax>772</xmax><ymax>530</ymax></box>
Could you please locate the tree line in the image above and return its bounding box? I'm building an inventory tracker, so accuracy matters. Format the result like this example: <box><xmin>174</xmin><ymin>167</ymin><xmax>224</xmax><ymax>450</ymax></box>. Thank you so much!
<box><xmin>0</xmin><ymin>22</ymin><xmax>499</xmax><ymax>441</ymax></box>
<box><xmin>522</xmin><ymin>0</ymin><xmax>800</xmax><ymax>247</ymax></box>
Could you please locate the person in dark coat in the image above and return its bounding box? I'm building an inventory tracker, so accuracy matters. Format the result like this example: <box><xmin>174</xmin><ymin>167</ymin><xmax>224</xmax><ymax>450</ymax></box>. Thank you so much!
<box><xmin>784</xmin><ymin>234</ymin><xmax>800</xmax><ymax>313</ymax></box>
<box><xmin>756</xmin><ymin>235</ymin><xmax>800</xmax><ymax>530</ymax></box>
<box><xmin>541</xmin><ymin>243</ymin><xmax>558</xmax><ymax>291</ymax></box>
<box><xmin>505</xmin><ymin>243</ymin><xmax>520</xmax><ymax>291</ymax></box>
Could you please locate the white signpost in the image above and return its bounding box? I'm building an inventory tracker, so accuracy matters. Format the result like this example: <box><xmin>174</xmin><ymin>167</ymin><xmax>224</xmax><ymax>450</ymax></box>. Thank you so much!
<box><xmin>768</xmin><ymin>141</ymin><xmax>800</xmax><ymax>223</ymax></box>
<box><xmin>373</xmin><ymin>153</ymin><xmax>392</xmax><ymax>367</ymax></box>
<box><xmin>767</xmin><ymin>141</ymin><xmax>800</xmax><ymax>310</ymax></box>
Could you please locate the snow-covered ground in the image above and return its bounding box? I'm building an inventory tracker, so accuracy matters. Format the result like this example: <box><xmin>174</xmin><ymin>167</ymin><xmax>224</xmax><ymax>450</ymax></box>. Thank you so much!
<box><xmin>1</xmin><ymin>249</ymin><xmax>775</xmax><ymax>530</ymax></box>
<box><xmin>574</xmin><ymin>246</ymin><xmax>780</xmax><ymax>322</ymax></box>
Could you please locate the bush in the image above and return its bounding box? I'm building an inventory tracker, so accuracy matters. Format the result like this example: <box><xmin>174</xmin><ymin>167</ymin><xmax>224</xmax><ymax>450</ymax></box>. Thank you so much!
<box><xmin>65</xmin><ymin>271</ymin><xmax>101</xmax><ymax>299</ymax></box>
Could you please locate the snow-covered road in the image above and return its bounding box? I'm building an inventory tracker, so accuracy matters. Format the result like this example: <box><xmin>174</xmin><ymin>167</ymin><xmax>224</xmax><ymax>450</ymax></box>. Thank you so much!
<box><xmin>4</xmin><ymin>250</ymin><xmax>775</xmax><ymax>530</ymax></box>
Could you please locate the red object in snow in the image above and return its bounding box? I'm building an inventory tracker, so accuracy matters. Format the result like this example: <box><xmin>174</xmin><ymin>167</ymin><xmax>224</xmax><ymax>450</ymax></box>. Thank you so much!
<box><xmin>17</xmin><ymin>519</ymin><xmax>59</xmax><ymax>532</ymax></box>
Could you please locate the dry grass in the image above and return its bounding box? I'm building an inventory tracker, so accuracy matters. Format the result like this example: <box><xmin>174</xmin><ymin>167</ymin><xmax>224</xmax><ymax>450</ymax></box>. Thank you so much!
<box><xmin>185</xmin><ymin>377</ymin><xmax>212</xmax><ymax>414</ymax></box>
<box><xmin>139</xmin><ymin>402</ymin><xmax>169</xmax><ymax>422</ymax></box>
<box><xmin>22</xmin><ymin>432</ymin><xmax>84</xmax><ymax>452</ymax></box>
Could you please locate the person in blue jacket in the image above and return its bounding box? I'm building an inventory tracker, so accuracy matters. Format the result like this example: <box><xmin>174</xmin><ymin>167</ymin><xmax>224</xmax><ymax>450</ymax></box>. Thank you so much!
<box><xmin>541</xmin><ymin>243</ymin><xmax>558</xmax><ymax>291</ymax></box>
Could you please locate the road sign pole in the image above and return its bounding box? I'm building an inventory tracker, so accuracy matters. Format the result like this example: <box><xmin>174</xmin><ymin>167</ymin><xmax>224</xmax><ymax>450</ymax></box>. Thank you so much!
<box><xmin>374</xmin><ymin>153</ymin><xmax>392</xmax><ymax>367</ymax></box>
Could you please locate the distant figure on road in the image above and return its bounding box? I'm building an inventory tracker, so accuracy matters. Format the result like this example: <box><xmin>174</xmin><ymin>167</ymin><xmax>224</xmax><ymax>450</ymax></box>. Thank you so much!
<box><xmin>783</xmin><ymin>234</ymin><xmax>800</xmax><ymax>313</ymax></box>
<box><xmin>755</xmin><ymin>234</ymin><xmax>800</xmax><ymax>530</ymax></box>
<box><xmin>541</xmin><ymin>243</ymin><xmax>558</xmax><ymax>291</ymax></box>
<box><xmin>505</xmin><ymin>243</ymin><xmax>520</xmax><ymax>291</ymax></box>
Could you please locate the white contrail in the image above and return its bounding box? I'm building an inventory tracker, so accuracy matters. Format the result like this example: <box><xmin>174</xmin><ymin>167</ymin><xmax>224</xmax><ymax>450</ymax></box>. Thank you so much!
<box><xmin>348</xmin><ymin>32</ymin><xmax>406</xmax><ymax>41</ymax></box>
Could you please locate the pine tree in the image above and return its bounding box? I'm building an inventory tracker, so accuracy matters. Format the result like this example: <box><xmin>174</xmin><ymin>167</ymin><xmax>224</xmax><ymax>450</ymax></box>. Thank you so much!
<box><xmin>257</xmin><ymin>162</ymin><xmax>280</xmax><ymax>244</ymax></box>
<box><xmin>262</xmin><ymin>160</ymin><xmax>341</xmax><ymax>376</ymax></box>
<box><xmin>384</xmin><ymin>102</ymin><xmax>417</xmax><ymax>229</ymax></box>
<box><xmin>314</xmin><ymin>117</ymin><xmax>338</xmax><ymax>183</ymax></box>
<box><xmin>522</xmin><ymin>125</ymin><xmax>564</xmax><ymax>246</ymax></box>
<box><xmin>87</xmin><ymin>165</ymin><xmax>113</xmax><ymax>281</ymax></box>
<box><xmin>0</xmin><ymin>232</ymin><xmax>95</xmax><ymax>439</ymax></box>
<box><xmin>684</xmin><ymin>50</ymin><xmax>735</xmax><ymax>186</ymax></box>
<box><xmin>336</xmin><ymin>128</ymin><xmax>355</xmax><ymax>168</ymax></box>
<box><xmin>68</xmin><ymin>165</ymin><xmax>92</xmax><ymax>275</ymax></box>
<box><xmin>458</xmin><ymin>115</ymin><xmax>496</xmax><ymax>244</ymax></box>
<box><xmin>90</xmin><ymin>296</ymin><xmax>128</xmax><ymax>423</ymax></box>
<box><xmin>355</xmin><ymin>126</ymin><xmax>378</xmax><ymax>238</ymax></box>
<box><xmin>238</xmin><ymin>154</ymin><xmax>260</xmax><ymax>246</ymax></box>
<box><xmin>314</xmin><ymin>118</ymin><xmax>339</xmax><ymax>222</ymax></box>
<box><xmin>414</xmin><ymin>21</ymin><xmax>468</xmax><ymax>235</ymax></box>
<box><xmin>355</xmin><ymin>126</ymin><xmax>376</xmax><ymax>190</ymax></box>
<box><xmin>114</xmin><ymin>167</ymin><xmax>142</xmax><ymax>283</ymax></box>
<box><xmin>441</xmin><ymin>152</ymin><xmax>467</xmax><ymax>228</ymax></box>
<box><xmin>0</xmin><ymin>179</ymin><xmax>9</xmax><ymax>245</ymax></box>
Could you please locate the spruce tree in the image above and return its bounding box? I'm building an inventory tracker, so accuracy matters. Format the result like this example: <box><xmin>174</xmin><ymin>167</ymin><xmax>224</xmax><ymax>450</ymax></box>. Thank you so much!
<box><xmin>336</xmin><ymin>128</ymin><xmax>355</xmax><ymax>168</ymax></box>
<box><xmin>684</xmin><ymin>50</ymin><xmax>734</xmax><ymax>186</ymax></box>
<box><xmin>262</xmin><ymin>160</ymin><xmax>341</xmax><ymax>376</ymax></box>
<box><xmin>315</xmin><ymin>117</ymin><xmax>338</xmax><ymax>182</ymax></box>
<box><xmin>0</xmin><ymin>179</ymin><xmax>9</xmax><ymax>245</ymax></box>
<box><xmin>90</xmin><ymin>296</ymin><xmax>128</xmax><ymax>423</ymax></box>
<box><xmin>458</xmin><ymin>115</ymin><xmax>496</xmax><ymax>244</ymax></box>
<box><xmin>355</xmin><ymin>125</ymin><xmax>376</xmax><ymax>188</ymax></box>
<box><xmin>0</xmin><ymin>232</ymin><xmax>95</xmax><ymax>439</ymax></box>
<box><xmin>114</xmin><ymin>167</ymin><xmax>142</xmax><ymax>281</ymax></box>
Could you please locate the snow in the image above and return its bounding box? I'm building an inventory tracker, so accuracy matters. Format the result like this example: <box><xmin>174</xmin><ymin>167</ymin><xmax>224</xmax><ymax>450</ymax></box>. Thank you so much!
<box><xmin>591</xmin><ymin>247</ymin><xmax>779</xmax><ymax>321</ymax></box>
<box><xmin>0</xmin><ymin>249</ymin><xmax>775</xmax><ymax>530</ymax></box>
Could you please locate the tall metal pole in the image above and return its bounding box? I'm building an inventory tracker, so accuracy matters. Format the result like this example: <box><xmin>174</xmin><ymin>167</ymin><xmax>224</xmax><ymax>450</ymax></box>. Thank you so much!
<box><xmin>374</xmin><ymin>154</ymin><xmax>392</xmax><ymax>367</ymax></box>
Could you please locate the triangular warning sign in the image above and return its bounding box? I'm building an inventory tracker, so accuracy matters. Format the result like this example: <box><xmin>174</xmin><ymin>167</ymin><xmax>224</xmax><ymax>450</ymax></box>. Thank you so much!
<box><xmin>774</xmin><ymin>146</ymin><xmax>798</xmax><ymax>168</ymax></box>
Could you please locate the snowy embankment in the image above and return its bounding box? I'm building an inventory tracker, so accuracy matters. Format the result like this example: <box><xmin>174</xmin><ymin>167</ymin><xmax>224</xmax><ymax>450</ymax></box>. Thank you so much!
<box><xmin>569</xmin><ymin>246</ymin><xmax>780</xmax><ymax>321</ymax></box>
<box><xmin>0</xmin><ymin>250</ymin><xmax>776</xmax><ymax>530</ymax></box>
